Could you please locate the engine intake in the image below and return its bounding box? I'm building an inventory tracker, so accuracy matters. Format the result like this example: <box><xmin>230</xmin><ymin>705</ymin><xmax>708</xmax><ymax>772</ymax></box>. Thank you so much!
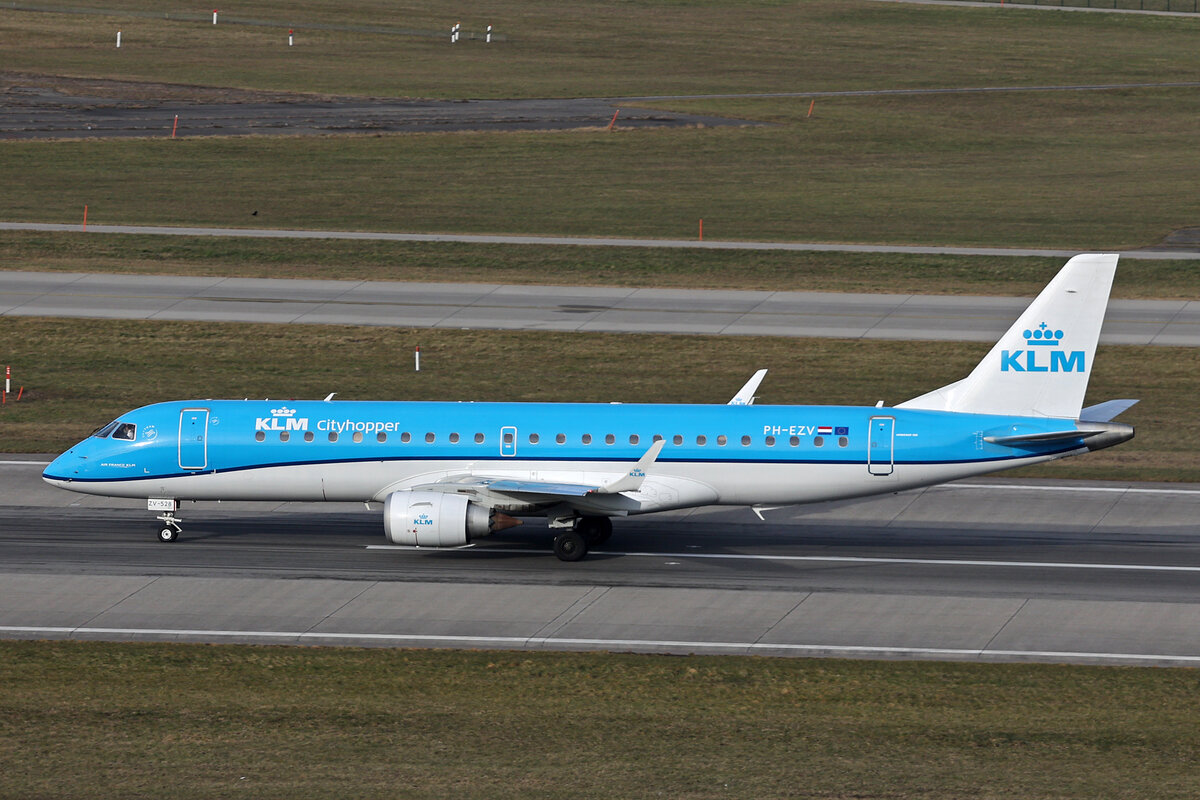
<box><xmin>383</xmin><ymin>491</ymin><xmax>516</xmax><ymax>547</ymax></box>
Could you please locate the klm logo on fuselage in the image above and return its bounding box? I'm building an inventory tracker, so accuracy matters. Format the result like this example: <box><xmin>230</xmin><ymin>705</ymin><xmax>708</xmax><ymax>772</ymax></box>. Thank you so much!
<box><xmin>1001</xmin><ymin>322</ymin><xmax>1085</xmax><ymax>373</ymax></box>
<box><xmin>255</xmin><ymin>406</ymin><xmax>310</xmax><ymax>431</ymax></box>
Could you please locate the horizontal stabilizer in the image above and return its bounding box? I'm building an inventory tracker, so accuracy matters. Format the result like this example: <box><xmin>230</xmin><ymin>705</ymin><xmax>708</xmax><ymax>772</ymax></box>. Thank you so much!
<box><xmin>984</xmin><ymin>429</ymin><xmax>1099</xmax><ymax>445</ymax></box>
<box><xmin>1079</xmin><ymin>399</ymin><xmax>1139</xmax><ymax>422</ymax></box>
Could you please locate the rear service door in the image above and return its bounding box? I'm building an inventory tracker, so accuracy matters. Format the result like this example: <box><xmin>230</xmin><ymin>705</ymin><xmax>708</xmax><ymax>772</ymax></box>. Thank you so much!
<box><xmin>179</xmin><ymin>408</ymin><xmax>210</xmax><ymax>470</ymax></box>
<box><xmin>868</xmin><ymin>416</ymin><xmax>894</xmax><ymax>476</ymax></box>
<box><xmin>500</xmin><ymin>426</ymin><xmax>517</xmax><ymax>457</ymax></box>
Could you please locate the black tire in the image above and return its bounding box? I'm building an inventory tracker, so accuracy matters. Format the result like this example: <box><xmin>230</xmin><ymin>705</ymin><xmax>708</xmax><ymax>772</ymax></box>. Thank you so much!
<box><xmin>578</xmin><ymin>516</ymin><xmax>613</xmax><ymax>546</ymax></box>
<box><xmin>553</xmin><ymin>530</ymin><xmax>588</xmax><ymax>562</ymax></box>
<box><xmin>157</xmin><ymin>526</ymin><xmax>179</xmax><ymax>543</ymax></box>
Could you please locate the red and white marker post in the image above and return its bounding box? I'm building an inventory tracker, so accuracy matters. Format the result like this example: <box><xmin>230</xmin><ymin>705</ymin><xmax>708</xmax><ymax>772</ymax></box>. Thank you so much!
<box><xmin>415</xmin><ymin>346</ymin><xmax>421</xmax><ymax>372</ymax></box>
<box><xmin>3</xmin><ymin>365</ymin><xmax>9</xmax><ymax>405</ymax></box>
<box><xmin>212</xmin><ymin>9</ymin><xmax>218</xmax><ymax>24</ymax></box>
<box><xmin>289</xmin><ymin>29</ymin><xmax>294</xmax><ymax>46</ymax></box>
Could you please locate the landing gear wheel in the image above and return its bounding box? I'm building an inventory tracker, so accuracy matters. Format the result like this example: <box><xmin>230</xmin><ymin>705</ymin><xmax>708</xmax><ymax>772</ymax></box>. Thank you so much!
<box><xmin>577</xmin><ymin>516</ymin><xmax>613</xmax><ymax>546</ymax></box>
<box><xmin>157</xmin><ymin>526</ymin><xmax>179</xmax><ymax>543</ymax></box>
<box><xmin>553</xmin><ymin>530</ymin><xmax>588</xmax><ymax>562</ymax></box>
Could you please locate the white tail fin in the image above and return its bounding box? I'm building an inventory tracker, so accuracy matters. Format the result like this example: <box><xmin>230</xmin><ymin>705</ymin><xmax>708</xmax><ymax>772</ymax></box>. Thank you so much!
<box><xmin>897</xmin><ymin>254</ymin><xmax>1118</xmax><ymax>419</ymax></box>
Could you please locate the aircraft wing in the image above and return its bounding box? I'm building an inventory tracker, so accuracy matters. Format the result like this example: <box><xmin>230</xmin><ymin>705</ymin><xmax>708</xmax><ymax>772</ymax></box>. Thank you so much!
<box><xmin>409</xmin><ymin>440</ymin><xmax>667</xmax><ymax>500</ymax></box>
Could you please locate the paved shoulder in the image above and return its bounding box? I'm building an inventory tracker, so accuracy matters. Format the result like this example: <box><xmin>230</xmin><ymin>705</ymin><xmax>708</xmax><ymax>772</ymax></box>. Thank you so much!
<box><xmin>3</xmin><ymin>270</ymin><xmax>1197</xmax><ymax>344</ymax></box>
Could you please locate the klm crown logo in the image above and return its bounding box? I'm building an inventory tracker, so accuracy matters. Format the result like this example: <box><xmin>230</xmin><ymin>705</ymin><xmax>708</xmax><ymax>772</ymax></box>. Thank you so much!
<box><xmin>1001</xmin><ymin>322</ymin><xmax>1085</xmax><ymax>373</ymax></box>
<box><xmin>271</xmin><ymin>406</ymin><xmax>296</xmax><ymax>417</ymax></box>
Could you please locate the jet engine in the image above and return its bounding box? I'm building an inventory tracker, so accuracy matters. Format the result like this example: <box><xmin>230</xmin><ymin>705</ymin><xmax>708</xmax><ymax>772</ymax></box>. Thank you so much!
<box><xmin>383</xmin><ymin>490</ymin><xmax>519</xmax><ymax>547</ymax></box>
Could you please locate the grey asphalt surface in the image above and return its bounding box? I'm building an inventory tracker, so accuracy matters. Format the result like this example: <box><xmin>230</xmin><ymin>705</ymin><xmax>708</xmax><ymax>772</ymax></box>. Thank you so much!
<box><xmin>0</xmin><ymin>92</ymin><xmax>750</xmax><ymax>139</ymax></box>
<box><xmin>3</xmin><ymin>269</ymin><xmax>1197</xmax><ymax>345</ymax></box>
<box><xmin>2</xmin><ymin>458</ymin><xmax>1199</xmax><ymax>665</ymax></box>
<box><xmin>4</xmin><ymin>221</ymin><xmax>1200</xmax><ymax>259</ymax></box>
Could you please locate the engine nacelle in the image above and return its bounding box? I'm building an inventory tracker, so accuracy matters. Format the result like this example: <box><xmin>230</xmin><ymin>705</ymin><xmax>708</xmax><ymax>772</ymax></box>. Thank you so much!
<box><xmin>383</xmin><ymin>490</ymin><xmax>496</xmax><ymax>547</ymax></box>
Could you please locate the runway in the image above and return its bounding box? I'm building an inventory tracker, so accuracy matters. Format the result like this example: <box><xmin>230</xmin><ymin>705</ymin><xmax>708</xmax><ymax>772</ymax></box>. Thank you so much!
<box><xmin>3</xmin><ymin>269</ymin><xmax>1198</xmax><ymax>344</ymax></box>
<box><xmin>3</xmin><ymin>458</ymin><xmax>1199</xmax><ymax>665</ymax></box>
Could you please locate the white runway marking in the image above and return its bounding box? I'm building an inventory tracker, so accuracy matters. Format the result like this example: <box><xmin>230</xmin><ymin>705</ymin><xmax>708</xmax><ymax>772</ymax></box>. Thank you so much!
<box><xmin>2</xmin><ymin>625</ymin><xmax>1197</xmax><ymax>665</ymax></box>
<box><xmin>0</xmin><ymin>460</ymin><xmax>50</xmax><ymax>466</ymax></box>
<box><xmin>948</xmin><ymin>483</ymin><xmax>1200</xmax><ymax>496</ymax></box>
<box><xmin>366</xmin><ymin>545</ymin><xmax>1200</xmax><ymax>573</ymax></box>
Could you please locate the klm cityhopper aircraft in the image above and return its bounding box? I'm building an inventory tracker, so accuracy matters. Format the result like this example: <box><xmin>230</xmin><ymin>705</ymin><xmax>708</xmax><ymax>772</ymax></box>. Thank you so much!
<box><xmin>44</xmin><ymin>254</ymin><xmax>1136</xmax><ymax>561</ymax></box>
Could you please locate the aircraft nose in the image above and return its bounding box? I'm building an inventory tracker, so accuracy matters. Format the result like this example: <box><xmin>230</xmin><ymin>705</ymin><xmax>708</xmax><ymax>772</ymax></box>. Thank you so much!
<box><xmin>42</xmin><ymin>450</ymin><xmax>83</xmax><ymax>485</ymax></box>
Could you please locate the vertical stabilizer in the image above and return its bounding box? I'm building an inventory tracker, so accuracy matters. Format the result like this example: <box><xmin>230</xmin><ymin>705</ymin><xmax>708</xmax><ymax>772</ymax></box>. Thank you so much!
<box><xmin>897</xmin><ymin>254</ymin><xmax>1118</xmax><ymax>419</ymax></box>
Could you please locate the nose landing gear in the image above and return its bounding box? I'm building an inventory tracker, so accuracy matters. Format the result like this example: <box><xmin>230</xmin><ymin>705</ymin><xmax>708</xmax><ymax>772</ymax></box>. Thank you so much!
<box><xmin>149</xmin><ymin>498</ymin><xmax>182</xmax><ymax>542</ymax></box>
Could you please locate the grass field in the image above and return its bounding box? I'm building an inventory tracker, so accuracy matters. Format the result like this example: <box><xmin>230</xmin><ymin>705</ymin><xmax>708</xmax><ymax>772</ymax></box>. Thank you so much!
<box><xmin>3</xmin><ymin>3</ymin><xmax>1200</xmax><ymax>251</ymax></box>
<box><xmin>3</xmin><ymin>640</ymin><xmax>1200</xmax><ymax>799</ymax></box>
<box><xmin>3</xmin><ymin>230</ymin><xmax>1200</xmax><ymax>298</ymax></box>
<box><xmin>0</xmin><ymin>317</ymin><xmax>1190</xmax><ymax>481</ymax></box>
<box><xmin>4</xmin><ymin>0</ymin><xmax>1200</xmax><ymax>98</ymax></box>
<box><xmin>4</xmin><ymin>88</ymin><xmax>1200</xmax><ymax>249</ymax></box>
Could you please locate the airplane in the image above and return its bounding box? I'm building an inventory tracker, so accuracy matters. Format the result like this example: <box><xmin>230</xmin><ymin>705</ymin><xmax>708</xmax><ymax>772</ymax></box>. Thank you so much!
<box><xmin>43</xmin><ymin>253</ymin><xmax>1136</xmax><ymax>562</ymax></box>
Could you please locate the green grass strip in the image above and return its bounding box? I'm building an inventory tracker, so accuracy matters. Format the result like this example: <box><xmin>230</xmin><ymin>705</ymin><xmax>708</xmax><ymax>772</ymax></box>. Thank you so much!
<box><xmin>3</xmin><ymin>640</ymin><xmax>1200</xmax><ymax>799</ymax></box>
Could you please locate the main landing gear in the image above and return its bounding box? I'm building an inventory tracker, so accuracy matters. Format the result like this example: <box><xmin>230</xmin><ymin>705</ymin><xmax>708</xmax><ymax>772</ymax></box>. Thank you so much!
<box><xmin>551</xmin><ymin>516</ymin><xmax>612</xmax><ymax>562</ymax></box>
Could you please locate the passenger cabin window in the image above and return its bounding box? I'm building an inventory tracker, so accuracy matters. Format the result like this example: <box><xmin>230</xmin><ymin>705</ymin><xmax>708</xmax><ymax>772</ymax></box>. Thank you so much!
<box><xmin>717</xmin><ymin>435</ymin><xmax>727</xmax><ymax>446</ymax></box>
<box><xmin>93</xmin><ymin>421</ymin><xmax>120</xmax><ymax>439</ymax></box>
<box><xmin>605</xmin><ymin>434</ymin><xmax>615</xmax><ymax>445</ymax></box>
<box><xmin>673</xmin><ymin>435</ymin><xmax>683</xmax><ymax>445</ymax></box>
<box><xmin>475</xmin><ymin>433</ymin><xmax>485</xmax><ymax>444</ymax></box>
<box><xmin>629</xmin><ymin>434</ymin><xmax>640</xmax><ymax>445</ymax></box>
<box><xmin>765</xmin><ymin>436</ymin><xmax>776</xmax><ymax>446</ymax></box>
<box><xmin>814</xmin><ymin>436</ymin><xmax>825</xmax><ymax>447</ymax></box>
<box><xmin>696</xmin><ymin>435</ymin><xmax>707</xmax><ymax>446</ymax></box>
<box><xmin>328</xmin><ymin>432</ymin><xmax>338</xmax><ymax>443</ymax></box>
<box><xmin>112</xmin><ymin>423</ymin><xmax>136</xmax><ymax>441</ymax></box>
<box><xmin>377</xmin><ymin>432</ymin><xmax>387</xmax><ymax>443</ymax></box>
<box><xmin>556</xmin><ymin>433</ymin><xmax>566</xmax><ymax>444</ymax></box>
<box><xmin>353</xmin><ymin>432</ymin><xmax>363</xmax><ymax>443</ymax></box>
<box><xmin>449</xmin><ymin>433</ymin><xmax>460</xmax><ymax>444</ymax></box>
<box><xmin>740</xmin><ymin>435</ymin><xmax>751</xmax><ymax>446</ymax></box>
<box><xmin>529</xmin><ymin>433</ymin><xmax>540</xmax><ymax>444</ymax></box>
<box><xmin>838</xmin><ymin>436</ymin><xmax>849</xmax><ymax>448</ymax></box>
<box><xmin>789</xmin><ymin>436</ymin><xmax>800</xmax><ymax>446</ymax></box>
<box><xmin>401</xmin><ymin>432</ymin><xmax>411</xmax><ymax>443</ymax></box>
<box><xmin>582</xmin><ymin>434</ymin><xmax>592</xmax><ymax>445</ymax></box>
<box><xmin>503</xmin><ymin>432</ymin><xmax>514</xmax><ymax>445</ymax></box>
<box><xmin>255</xmin><ymin>431</ymin><xmax>265</xmax><ymax>442</ymax></box>
<box><xmin>305</xmin><ymin>432</ymin><xmax>315</xmax><ymax>442</ymax></box>
<box><xmin>425</xmin><ymin>433</ymin><xmax>436</xmax><ymax>443</ymax></box>
<box><xmin>280</xmin><ymin>431</ymin><xmax>290</xmax><ymax>442</ymax></box>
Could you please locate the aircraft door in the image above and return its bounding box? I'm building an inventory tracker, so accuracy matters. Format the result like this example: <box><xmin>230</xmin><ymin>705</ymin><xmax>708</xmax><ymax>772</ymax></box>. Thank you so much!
<box><xmin>500</xmin><ymin>426</ymin><xmax>517</xmax><ymax>457</ymax></box>
<box><xmin>867</xmin><ymin>416</ymin><xmax>894</xmax><ymax>476</ymax></box>
<box><xmin>179</xmin><ymin>408</ymin><xmax>209</xmax><ymax>470</ymax></box>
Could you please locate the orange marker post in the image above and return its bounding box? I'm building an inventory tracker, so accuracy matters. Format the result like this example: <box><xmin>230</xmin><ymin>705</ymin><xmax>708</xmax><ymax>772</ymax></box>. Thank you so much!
<box><xmin>807</xmin><ymin>99</ymin><xmax>815</xmax><ymax>118</ymax></box>
<box><xmin>83</xmin><ymin>205</ymin><xmax>88</xmax><ymax>231</ymax></box>
<box><xmin>607</xmin><ymin>109</ymin><xmax>620</xmax><ymax>131</ymax></box>
<box><xmin>172</xmin><ymin>114</ymin><xmax>179</xmax><ymax>138</ymax></box>
<box><xmin>699</xmin><ymin>219</ymin><xmax>703</xmax><ymax>241</ymax></box>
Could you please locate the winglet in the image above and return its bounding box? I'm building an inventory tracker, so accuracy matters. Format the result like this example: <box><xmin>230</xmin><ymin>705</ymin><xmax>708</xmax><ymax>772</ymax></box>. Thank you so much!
<box><xmin>729</xmin><ymin>369</ymin><xmax>767</xmax><ymax>405</ymax></box>
<box><xmin>593</xmin><ymin>439</ymin><xmax>665</xmax><ymax>495</ymax></box>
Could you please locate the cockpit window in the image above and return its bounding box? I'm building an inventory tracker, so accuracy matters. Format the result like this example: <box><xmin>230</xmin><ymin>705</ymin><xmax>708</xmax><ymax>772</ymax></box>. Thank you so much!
<box><xmin>92</xmin><ymin>421</ymin><xmax>120</xmax><ymax>439</ymax></box>
<box><xmin>112</xmin><ymin>423</ymin><xmax>137</xmax><ymax>441</ymax></box>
